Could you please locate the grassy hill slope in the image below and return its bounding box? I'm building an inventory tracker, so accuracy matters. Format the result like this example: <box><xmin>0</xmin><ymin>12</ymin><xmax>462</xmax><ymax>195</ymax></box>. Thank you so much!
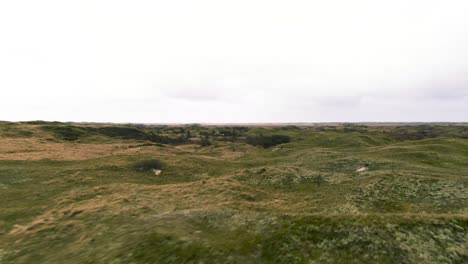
<box><xmin>0</xmin><ymin>122</ymin><xmax>467</xmax><ymax>263</ymax></box>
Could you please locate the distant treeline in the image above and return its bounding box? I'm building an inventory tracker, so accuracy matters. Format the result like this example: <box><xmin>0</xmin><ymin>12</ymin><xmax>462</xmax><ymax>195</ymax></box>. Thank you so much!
<box><xmin>41</xmin><ymin>125</ymin><xmax>190</xmax><ymax>145</ymax></box>
<box><xmin>33</xmin><ymin>122</ymin><xmax>468</xmax><ymax>148</ymax></box>
<box><xmin>311</xmin><ymin>124</ymin><xmax>468</xmax><ymax>140</ymax></box>
<box><xmin>39</xmin><ymin>124</ymin><xmax>292</xmax><ymax>148</ymax></box>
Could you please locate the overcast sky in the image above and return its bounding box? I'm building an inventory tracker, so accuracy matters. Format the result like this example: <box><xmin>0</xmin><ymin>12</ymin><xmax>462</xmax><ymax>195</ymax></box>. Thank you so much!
<box><xmin>1</xmin><ymin>0</ymin><xmax>467</xmax><ymax>123</ymax></box>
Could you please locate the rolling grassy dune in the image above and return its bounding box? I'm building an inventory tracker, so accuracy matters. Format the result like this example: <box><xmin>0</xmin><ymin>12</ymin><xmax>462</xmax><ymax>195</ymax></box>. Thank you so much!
<box><xmin>0</xmin><ymin>122</ymin><xmax>467</xmax><ymax>263</ymax></box>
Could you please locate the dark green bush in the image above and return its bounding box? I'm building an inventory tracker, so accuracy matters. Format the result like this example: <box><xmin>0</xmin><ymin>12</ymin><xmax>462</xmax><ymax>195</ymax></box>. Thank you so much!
<box><xmin>146</xmin><ymin>132</ymin><xmax>190</xmax><ymax>145</ymax></box>
<box><xmin>132</xmin><ymin>159</ymin><xmax>166</xmax><ymax>172</ymax></box>
<box><xmin>41</xmin><ymin>125</ymin><xmax>85</xmax><ymax>141</ymax></box>
<box><xmin>246</xmin><ymin>134</ymin><xmax>291</xmax><ymax>148</ymax></box>
<box><xmin>200</xmin><ymin>136</ymin><xmax>212</xmax><ymax>147</ymax></box>
<box><xmin>96</xmin><ymin>126</ymin><xmax>148</xmax><ymax>140</ymax></box>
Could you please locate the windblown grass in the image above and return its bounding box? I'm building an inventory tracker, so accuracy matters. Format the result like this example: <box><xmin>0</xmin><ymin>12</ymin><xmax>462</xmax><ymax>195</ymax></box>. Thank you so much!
<box><xmin>0</xmin><ymin>123</ymin><xmax>467</xmax><ymax>263</ymax></box>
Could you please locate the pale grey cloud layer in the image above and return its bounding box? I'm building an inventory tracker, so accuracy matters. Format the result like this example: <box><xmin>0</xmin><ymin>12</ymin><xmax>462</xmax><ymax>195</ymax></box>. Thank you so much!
<box><xmin>1</xmin><ymin>0</ymin><xmax>467</xmax><ymax>123</ymax></box>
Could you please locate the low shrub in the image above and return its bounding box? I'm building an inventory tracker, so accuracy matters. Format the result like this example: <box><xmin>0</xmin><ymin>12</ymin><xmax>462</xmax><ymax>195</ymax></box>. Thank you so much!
<box><xmin>132</xmin><ymin>159</ymin><xmax>166</xmax><ymax>172</ymax></box>
<box><xmin>96</xmin><ymin>126</ymin><xmax>148</xmax><ymax>140</ymax></box>
<box><xmin>200</xmin><ymin>136</ymin><xmax>212</xmax><ymax>147</ymax></box>
<box><xmin>146</xmin><ymin>132</ymin><xmax>190</xmax><ymax>145</ymax></box>
<box><xmin>41</xmin><ymin>125</ymin><xmax>85</xmax><ymax>141</ymax></box>
<box><xmin>246</xmin><ymin>134</ymin><xmax>291</xmax><ymax>148</ymax></box>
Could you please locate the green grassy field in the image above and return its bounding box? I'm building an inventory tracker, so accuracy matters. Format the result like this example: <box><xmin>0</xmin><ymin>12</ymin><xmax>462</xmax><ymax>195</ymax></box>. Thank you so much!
<box><xmin>0</xmin><ymin>122</ymin><xmax>467</xmax><ymax>263</ymax></box>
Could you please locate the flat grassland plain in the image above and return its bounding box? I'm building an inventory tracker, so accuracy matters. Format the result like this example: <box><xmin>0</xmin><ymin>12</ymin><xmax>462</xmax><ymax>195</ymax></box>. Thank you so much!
<box><xmin>0</xmin><ymin>122</ymin><xmax>467</xmax><ymax>263</ymax></box>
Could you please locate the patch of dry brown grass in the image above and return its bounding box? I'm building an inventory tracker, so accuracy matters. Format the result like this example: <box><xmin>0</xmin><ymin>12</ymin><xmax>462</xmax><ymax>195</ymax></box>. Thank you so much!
<box><xmin>0</xmin><ymin>138</ymin><xmax>166</xmax><ymax>161</ymax></box>
<box><xmin>8</xmin><ymin>174</ymin><xmax>299</xmax><ymax>239</ymax></box>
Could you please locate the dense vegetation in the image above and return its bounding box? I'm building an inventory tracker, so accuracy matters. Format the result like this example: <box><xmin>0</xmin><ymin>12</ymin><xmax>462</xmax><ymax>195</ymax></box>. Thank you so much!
<box><xmin>246</xmin><ymin>134</ymin><xmax>291</xmax><ymax>148</ymax></box>
<box><xmin>37</xmin><ymin>123</ymin><xmax>293</xmax><ymax>148</ymax></box>
<box><xmin>0</xmin><ymin>122</ymin><xmax>467</xmax><ymax>263</ymax></box>
<box><xmin>133</xmin><ymin>159</ymin><xmax>166</xmax><ymax>172</ymax></box>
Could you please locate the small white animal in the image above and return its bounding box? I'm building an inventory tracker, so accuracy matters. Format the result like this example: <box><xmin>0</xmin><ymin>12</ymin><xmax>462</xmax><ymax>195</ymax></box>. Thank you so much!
<box><xmin>356</xmin><ymin>167</ymin><xmax>368</xmax><ymax>172</ymax></box>
<box><xmin>152</xmin><ymin>169</ymin><xmax>162</xmax><ymax>175</ymax></box>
